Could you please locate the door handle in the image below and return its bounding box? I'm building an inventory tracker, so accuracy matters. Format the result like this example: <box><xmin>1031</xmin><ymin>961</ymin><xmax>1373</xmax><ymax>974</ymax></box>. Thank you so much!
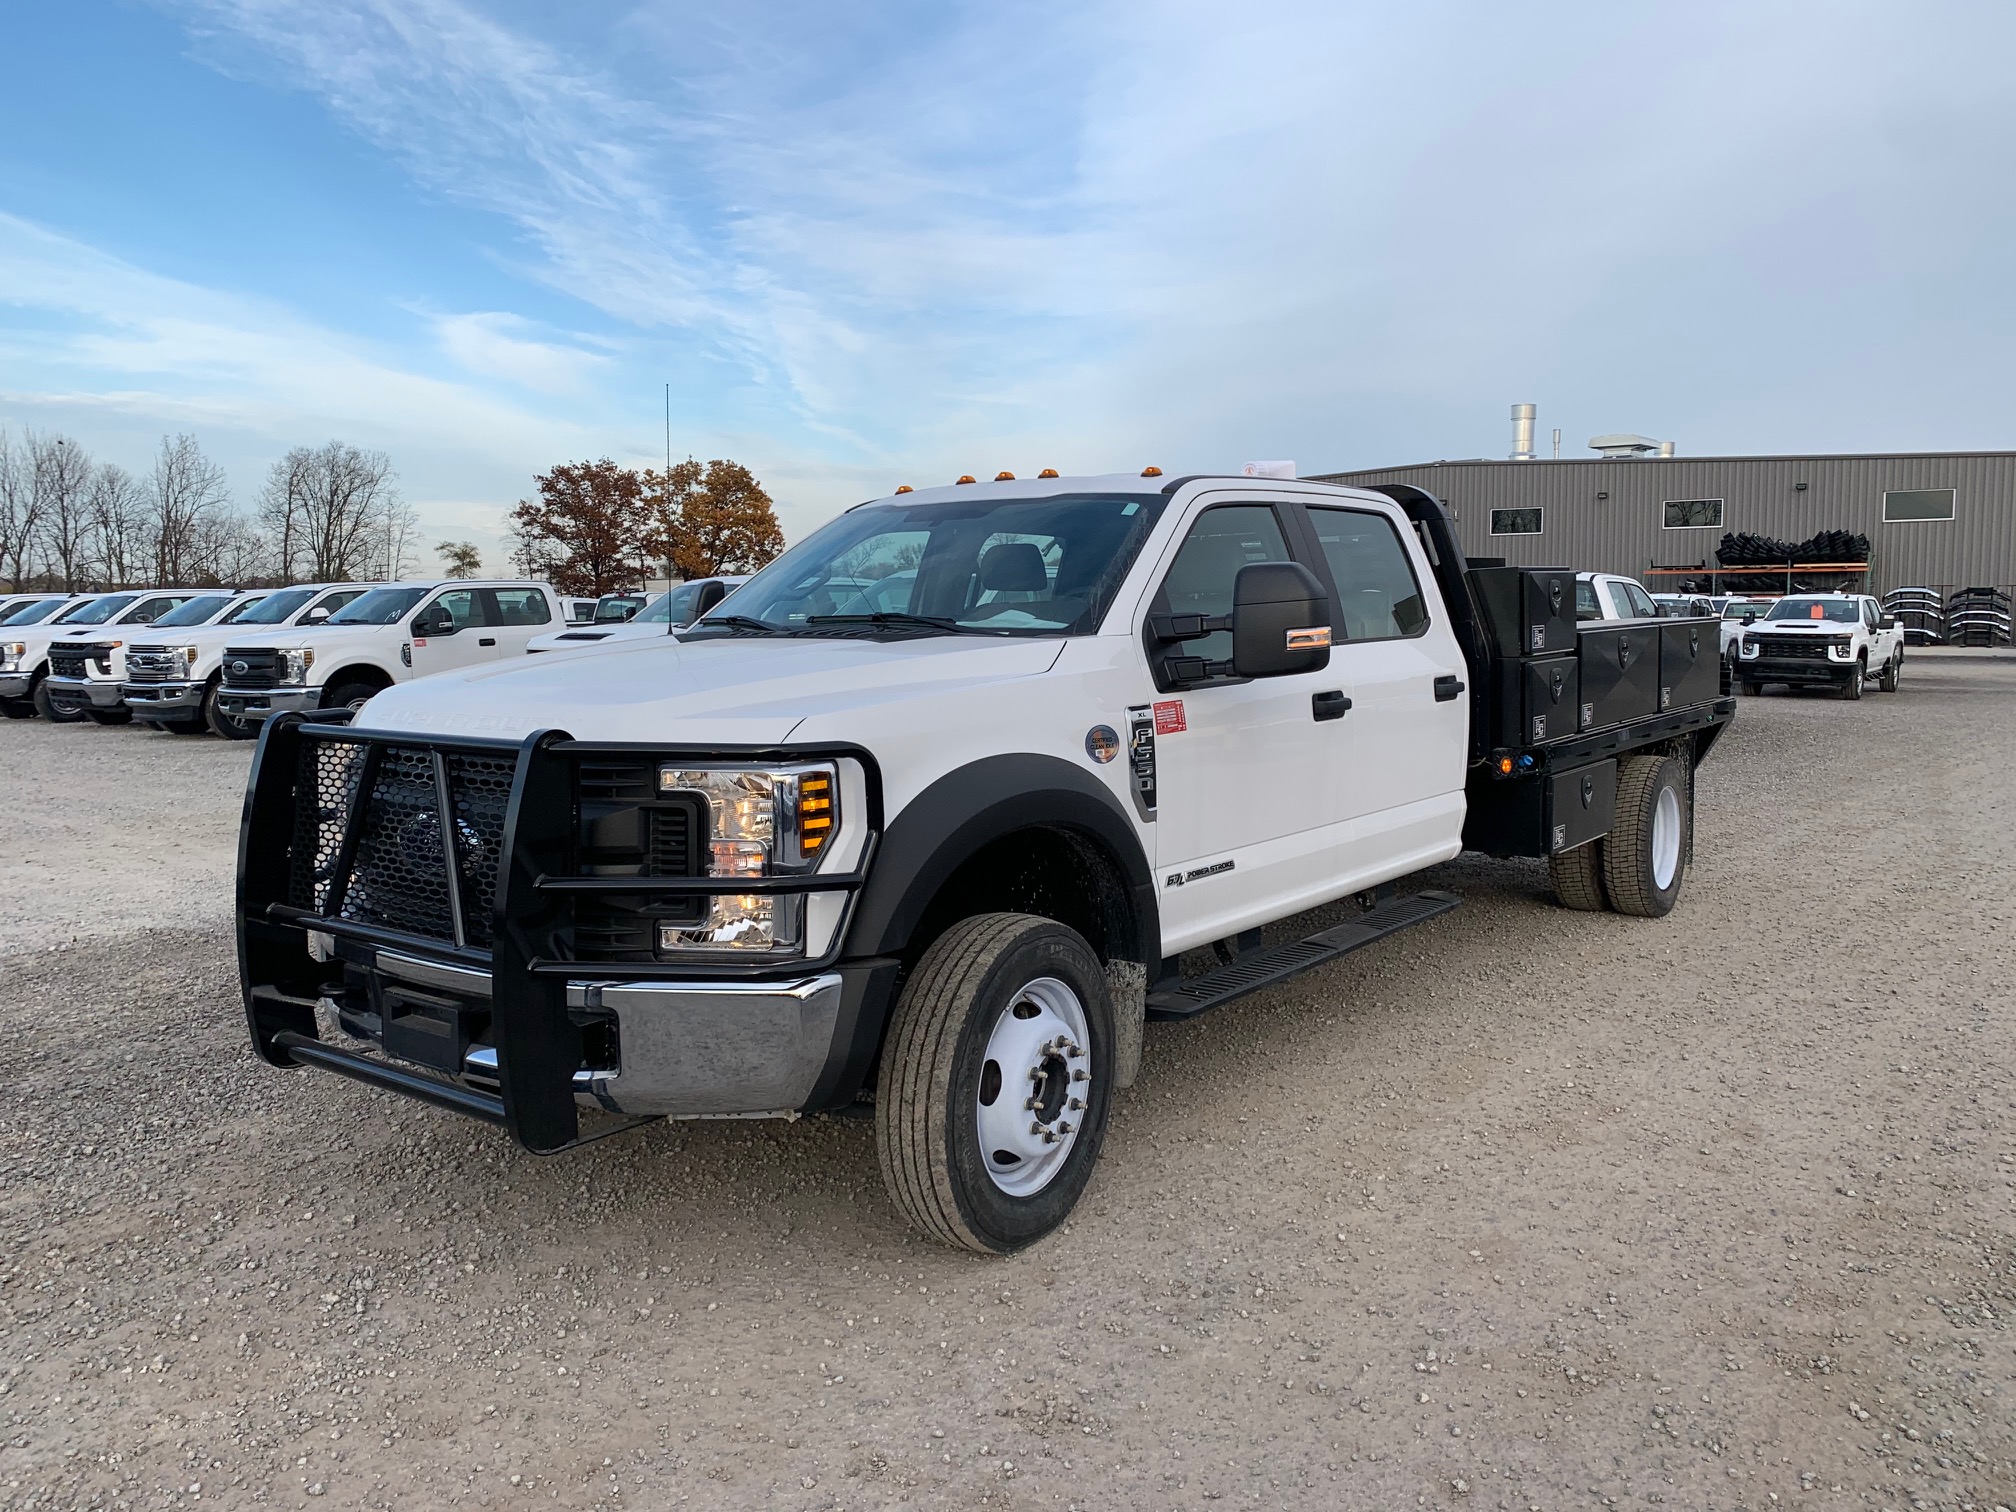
<box><xmin>1434</xmin><ymin>674</ymin><xmax>1465</xmax><ymax>702</ymax></box>
<box><xmin>1311</xmin><ymin>690</ymin><xmax>1351</xmax><ymax>721</ymax></box>
<box><xmin>478</xmin><ymin>637</ymin><xmax>497</xmax><ymax>647</ymax></box>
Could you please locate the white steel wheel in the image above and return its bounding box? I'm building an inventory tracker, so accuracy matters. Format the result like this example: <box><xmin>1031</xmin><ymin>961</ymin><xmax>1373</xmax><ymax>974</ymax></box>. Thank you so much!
<box><xmin>877</xmin><ymin>913</ymin><xmax>1114</xmax><ymax>1253</ymax></box>
<box><xmin>1650</xmin><ymin>785</ymin><xmax>1682</xmax><ymax>891</ymax></box>
<box><xmin>974</xmin><ymin>976</ymin><xmax>1091</xmax><ymax>1197</ymax></box>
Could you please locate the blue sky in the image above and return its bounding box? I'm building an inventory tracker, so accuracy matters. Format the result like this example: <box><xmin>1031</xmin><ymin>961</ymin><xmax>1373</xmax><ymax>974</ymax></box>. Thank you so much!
<box><xmin>3</xmin><ymin>0</ymin><xmax>2014</xmax><ymax>570</ymax></box>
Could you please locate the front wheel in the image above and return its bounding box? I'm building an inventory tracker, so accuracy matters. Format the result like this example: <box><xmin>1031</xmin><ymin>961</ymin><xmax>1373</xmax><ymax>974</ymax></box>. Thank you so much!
<box><xmin>323</xmin><ymin>682</ymin><xmax>381</xmax><ymax>715</ymax></box>
<box><xmin>876</xmin><ymin>913</ymin><xmax>1114</xmax><ymax>1253</ymax></box>
<box><xmin>1740</xmin><ymin>680</ymin><xmax>1762</xmax><ymax>696</ymax></box>
<box><xmin>1839</xmin><ymin>659</ymin><xmax>1865</xmax><ymax>700</ymax></box>
<box><xmin>1603</xmin><ymin>754</ymin><xmax>1689</xmax><ymax>918</ymax></box>
<box><xmin>33</xmin><ymin>680</ymin><xmax>81</xmax><ymax>723</ymax></box>
<box><xmin>1878</xmin><ymin>654</ymin><xmax>1900</xmax><ymax>692</ymax></box>
<box><xmin>203</xmin><ymin>682</ymin><xmax>255</xmax><ymax>740</ymax></box>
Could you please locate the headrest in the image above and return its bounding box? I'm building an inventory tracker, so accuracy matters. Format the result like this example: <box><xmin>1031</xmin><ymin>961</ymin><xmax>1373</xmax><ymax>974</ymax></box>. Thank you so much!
<box><xmin>979</xmin><ymin>541</ymin><xmax>1047</xmax><ymax>592</ymax></box>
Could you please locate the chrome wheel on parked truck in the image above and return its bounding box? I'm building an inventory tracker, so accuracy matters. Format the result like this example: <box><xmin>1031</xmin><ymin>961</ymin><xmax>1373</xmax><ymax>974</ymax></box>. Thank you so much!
<box><xmin>877</xmin><ymin>914</ymin><xmax>1113</xmax><ymax>1253</ymax></box>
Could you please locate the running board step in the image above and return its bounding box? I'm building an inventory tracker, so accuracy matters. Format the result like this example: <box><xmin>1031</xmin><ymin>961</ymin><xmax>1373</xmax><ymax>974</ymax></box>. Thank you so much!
<box><xmin>1145</xmin><ymin>890</ymin><xmax>1460</xmax><ymax>1021</ymax></box>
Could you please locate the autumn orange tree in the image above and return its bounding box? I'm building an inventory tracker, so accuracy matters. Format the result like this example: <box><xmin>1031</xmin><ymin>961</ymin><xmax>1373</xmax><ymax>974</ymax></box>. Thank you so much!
<box><xmin>643</xmin><ymin>459</ymin><xmax>785</xmax><ymax>578</ymax></box>
<box><xmin>509</xmin><ymin>459</ymin><xmax>652</xmax><ymax>596</ymax></box>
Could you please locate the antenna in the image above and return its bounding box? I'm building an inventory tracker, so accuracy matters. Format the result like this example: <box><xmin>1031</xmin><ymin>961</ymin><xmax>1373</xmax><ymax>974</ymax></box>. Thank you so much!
<box><xmin>664</xmin><ymin>383</ymin><xmax>671</xmax><ymax>476</ymax></box>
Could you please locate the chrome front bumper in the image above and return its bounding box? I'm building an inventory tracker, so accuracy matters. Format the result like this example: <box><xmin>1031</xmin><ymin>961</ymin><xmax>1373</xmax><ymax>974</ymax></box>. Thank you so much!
<box><xmin>122</xmin><ymin>680</ymin><xmax>203</xmax><ymax>715</ymax></box>
<box><xmin>44</xmin><ymin>676</ymin><xmax>124</xmax><ymax>711</ymax></box>
<box><xmin>373</xmin><ymin>951</ymin><xmax>845</xmax><ymax>1118</ymax></box>
<box><xmin>216</xmin><ymin>686</ymin><xmax>319</xmax><ymax>721</ymax></box>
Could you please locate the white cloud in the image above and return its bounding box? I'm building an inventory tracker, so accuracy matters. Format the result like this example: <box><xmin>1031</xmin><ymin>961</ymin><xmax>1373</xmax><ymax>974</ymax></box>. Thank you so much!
<box><xmin>430</xmin><ymin>312</ymin><xmax>608</xmax><ymax>395</ymax></box>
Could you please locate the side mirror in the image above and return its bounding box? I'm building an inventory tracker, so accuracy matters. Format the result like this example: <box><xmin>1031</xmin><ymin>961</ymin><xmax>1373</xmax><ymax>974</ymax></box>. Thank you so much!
<box><xmin>303</xmin><ymin>607</ymin><xmax>330</xmax><ymax>625</ymax></box>
<box><xmin>1231</xmin><ymin>562</ymin><xmax>1332</xmax><ymax>678</ymax></box>
<box><xmin>413</xmin><ymin>608</ymin><xmax>453</xmax><ymax>636</ymax></box>
<box><xmin>1880</xmin><ymin>615</ymin><xmax>1897</xmax><ymax>630</ymax></box>
<box><xmin>1741</xmin><ymin>613</ymin><xmax>1757</xmax><ymax>625</ymax></box>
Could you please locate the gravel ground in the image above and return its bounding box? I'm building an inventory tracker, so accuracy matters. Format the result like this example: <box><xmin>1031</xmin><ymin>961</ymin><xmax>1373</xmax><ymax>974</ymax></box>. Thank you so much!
<box><xmin>3</xmin><ymin>650</ymin><xmax>2013</xmax><ymax>1512</ymax></box>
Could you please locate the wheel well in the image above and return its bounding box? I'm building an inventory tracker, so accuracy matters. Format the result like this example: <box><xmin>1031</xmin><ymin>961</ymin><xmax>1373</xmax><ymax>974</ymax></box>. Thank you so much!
<box><xmin>321</xmin><ymin>663</ymin><xmax>393</xmax><ymax>696</ymax></box>
<box><xmin>906</xmin><ymin>824</ymin><xmax>1140</xmax><ymax>970</ymax></box>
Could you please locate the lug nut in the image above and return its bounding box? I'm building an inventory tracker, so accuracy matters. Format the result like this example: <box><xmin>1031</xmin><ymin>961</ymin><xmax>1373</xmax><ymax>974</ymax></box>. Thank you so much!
<box><xmin>1068</xmin><ymin>1097</ymin><xmax>1084</xmax><ymax>1111</ymax></box>
<box><xmin>1071</xmin><ymin>1069</ymin><xmax>1088</xmax><ymax>1082</ymax></box>
<box><xmin>1057</xmin><ymin>1121</ymin><xmax>1074</xmax><ymax>1136</ymax></box>
<box><xmin>1029</xmin><ymin>1121</ymin><xmax>1044</xmax><ymax>1136</ymax></box>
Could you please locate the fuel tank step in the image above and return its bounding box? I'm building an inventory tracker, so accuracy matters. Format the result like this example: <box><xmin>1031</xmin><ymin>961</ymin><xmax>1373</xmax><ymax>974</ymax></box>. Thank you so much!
<box><xmin>1145</xmin><ymin>890</ymin><xmax>1461</xmax><ymax>1021</ymax></box>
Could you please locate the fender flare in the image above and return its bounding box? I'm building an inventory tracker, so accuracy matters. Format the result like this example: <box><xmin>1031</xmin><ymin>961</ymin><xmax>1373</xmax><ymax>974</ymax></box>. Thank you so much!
<box><xmin>318</xmin><ymin>661</ymin><xmax>397</xmax><ymax>696</ymax></box>
<box><xmin>844</xmin><ymin>753</ymin><xmax>1159</xmax><ymax>966</ymax></box>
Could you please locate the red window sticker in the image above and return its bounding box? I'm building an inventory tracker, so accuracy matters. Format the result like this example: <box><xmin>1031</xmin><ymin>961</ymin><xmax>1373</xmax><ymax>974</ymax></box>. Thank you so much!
<box><xmin>1153</xmin><ymin>700</ymin><xmax>1186</xmax><ymax>735</ymax></box>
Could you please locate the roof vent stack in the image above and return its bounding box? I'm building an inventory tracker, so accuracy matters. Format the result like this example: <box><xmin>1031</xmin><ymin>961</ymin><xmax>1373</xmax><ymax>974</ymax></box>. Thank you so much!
<box><xmin>1510</xmin><ymin>403</ymin><xmax>1537</xmax><ymax>461</ymax></box>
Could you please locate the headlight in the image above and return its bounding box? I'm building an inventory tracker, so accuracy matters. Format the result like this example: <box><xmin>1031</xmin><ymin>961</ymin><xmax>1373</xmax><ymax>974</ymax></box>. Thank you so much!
<box><xmin>654</xmin><ymin>764</ymin><xmax>839</xmax><ymax>956</ymax></box>
<box><xmin>1739</xmin><ymin>640</ymin><xmax>1760</xmax><ymax>659</ymax></box>
<box><xmin>1</xmin><ymin>642</ymin><xmax>22</xmax><ymax>668</ymax></box>
<box><xmin>279</xmin><ymin>648</ymin><xmax>316</xmax><ymax>684</ymax></box>
<box><xmin>181</xmin><ymin>645</ymin><xmax>201</xmax><ymax>666</ymax></box>
<box><xmin>1827</xmin><ymin>639</ymin><xmax>1854</xmax><ymax>660</ymax></box>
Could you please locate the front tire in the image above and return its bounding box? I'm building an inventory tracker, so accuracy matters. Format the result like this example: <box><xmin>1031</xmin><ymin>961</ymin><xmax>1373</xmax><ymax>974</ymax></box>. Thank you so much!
<box><xmin>1603</xmin><ymin>755</ymin><xmax>1688</xmax><ymax>919</ymax></box>
<box><xmin>876</xmin><ymin>913</ymin><xmax>1114</xmax><ymax>1254</ymax></box>
<box><xmin>1878</xmin><ymin>653</ymin><xmax>1900</xmax><ymax>692</ymax></box>
<box><xmin>33</xmin><ymin>680</ymin><xmax>81</xmax><ymax>723</ymax></box>
<box><xmin>1548</xmin><ymin>840</ymin><xmax>1607</xmax><ymax>911</ymax></box>
<box><xmin>324</xmin><ymin>681</ymin><xmax>381</xmax><ymax>715</ymax></box>
<box><xmin>205</xmin><ymin>682</ymin><xmax>256</xmax><ymax>740</ymax></box>
<box><xmin>1740</xmin><ymin>680</ymin><xmax>1762</xmax><ymax>696</ymax></box>
<box><xmin>1839</xmin><ymin>659</ymin><xmax>1864</xmax><ymax>700</ymax></box>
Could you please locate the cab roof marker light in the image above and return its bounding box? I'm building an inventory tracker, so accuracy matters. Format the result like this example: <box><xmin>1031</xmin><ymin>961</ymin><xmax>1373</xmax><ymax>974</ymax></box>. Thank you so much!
<box><xmin>955</xmin><ymin>475</ymin><xmax>977</xmax><ymax>485</ymax></box>
<box><xmin>893</xmin><ymin>485</ymin><xmax>914</xmax><ymax>494</ymax></box>
<box><xmin>995</xmin><ymin>471</ymin><xmax>1016</xmax><ymax>481</ymax></box>
<box><xmin>1141</xmin><ymin>465</ymin><xmax>1163</xmax><ymax>477</ymax></box>
<box><xmin>1038</xmin><ymin>468</ymin><xmax>1060</xmax><ymax>478</ymax></box>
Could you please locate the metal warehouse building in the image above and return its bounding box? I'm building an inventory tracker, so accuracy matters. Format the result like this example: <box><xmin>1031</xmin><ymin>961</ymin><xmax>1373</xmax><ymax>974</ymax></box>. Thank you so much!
<box><xmin>1313</xmin><ymin>450</ymin><xmax>2016</xmax><ymax>597</ymax></box>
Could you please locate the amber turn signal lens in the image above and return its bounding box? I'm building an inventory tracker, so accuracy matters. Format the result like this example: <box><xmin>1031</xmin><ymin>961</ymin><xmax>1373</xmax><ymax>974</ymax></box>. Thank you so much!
<box><xmin>893</xmin><ymin>484</ymin><xmax>913</xmax><ymax>494</ymax></box>
<box><xmin>1038</xmin><ymin>468</ymin><xmax>1060</xmax><ymax>478</ymax></box>
<box><xmin>955</xmin><ymin>474</ymin><xmax>977</xmax><ymax>484</ymax></box>
<box><xmin>798</xmin><ymin>773</ymin><xmax>834</xmax><ymax>854</ymax></box>
<box><xmin>1140</xmin><ymin>465</ymin><xmax>1163</xmax><ymax>477</ymax></box>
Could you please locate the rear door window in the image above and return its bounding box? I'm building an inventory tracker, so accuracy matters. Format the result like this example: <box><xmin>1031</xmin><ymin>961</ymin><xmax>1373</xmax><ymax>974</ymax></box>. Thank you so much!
<box><xmin>489</xmin><ymin>588</ymin><xmax>552</xmax><ymax>626</ymax></box>
<box><xmin>1301</xmin><ymin>506</ymin><xmax>1429</xmax><ymax>640</ymax></box>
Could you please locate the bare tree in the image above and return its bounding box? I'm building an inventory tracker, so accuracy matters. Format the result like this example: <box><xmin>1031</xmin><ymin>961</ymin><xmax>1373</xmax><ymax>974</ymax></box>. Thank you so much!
<box><xmin>0</xmin><ymin>428</ymin><xmax>42</xmax><ymax>591</ymax></box>
<box><xmin>191</xmin><ymin>510</ymin><xmax>269</xmax><ymax>586</ymax></box>
<box><xmin>381</xmin><ymin>495</ymin><xmax>422</xmax><ymax>581</ymax></box>
<box><xmin>259</xmin><ymin>442</ymin><xmax>405</xmax><ymax>582</ymax></box>
<box><xmin>32</xmin><ymin>434</ymin><xmax>96</xmax><ymax>590</ymax></box>
<box><xmin>147</xmin><ymin>434</ymin><xmax>232</xmax><ymax>585</ymax></box>
<box><xmin>85</xmin><ymin>463</ymin><xmax>149</xmax><ymax>589</ymax></box>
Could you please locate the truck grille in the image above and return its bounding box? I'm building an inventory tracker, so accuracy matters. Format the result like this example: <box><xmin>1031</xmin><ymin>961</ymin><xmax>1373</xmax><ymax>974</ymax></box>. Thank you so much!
<box><xmin>125</xmin><ymin>646</ymin><xmax>184</xmax><ymax>683</ymax></box>
<box><xmin>222</xmin><ymin>647</ymin><xmax>281</xmax><ymax>690</ymax></box>
<box><xmin>1748</xmin><ymin>634</ymin><xmax>1842</xmax><ymax>661</ymax></box>
<box><xmin>49</xmin><ymin>643</ymin><xmax>112</xmax><ymax>678</ymax></box>
<box><xmin>288</xmin><ymin>739</ymin><xmax>517</xmax><ymax>950</ymax></box>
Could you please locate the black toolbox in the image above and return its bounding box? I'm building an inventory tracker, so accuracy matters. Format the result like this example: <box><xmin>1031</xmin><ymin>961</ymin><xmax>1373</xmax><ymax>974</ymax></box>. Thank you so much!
<box><xmin>1577</xmin><ymin>623</ymin><xmax>1661</xmax><ymax>731</ymax></box>
<box><xmin>1659</xmin><ymin>619</ymin><xmax>1722</xmax><ymax>712</ymax></box>
<box><xmin>1461</xmin><ymin>756</ymin><xmax>1618</xmax><ymax>856</ymax></box>
<box><xmin>1546</xmin><ymin>758</ymin><xmax>1617</xmax><ymax>853</ymax></box>
<box><xmin>1469</xmin><ymin>565</ymin><xmax>1578</xmax><ymax>657</ymax></box>
<box><xmin>1494</xmin><ymin>652</ymin><xmax>1579</xmax><ymax>747</ymax></box>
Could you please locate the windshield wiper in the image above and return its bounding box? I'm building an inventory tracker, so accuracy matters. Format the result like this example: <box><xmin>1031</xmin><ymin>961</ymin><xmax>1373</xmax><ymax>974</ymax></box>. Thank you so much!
<box><xmin>696</xmin><ymin>614</ymin><xmax>785</xmax><ymax>634</ymax></box>
<box><xmin>806</xmin><ymin>612</ymin><xmax>980</xmax><ymax>634</ymax></box>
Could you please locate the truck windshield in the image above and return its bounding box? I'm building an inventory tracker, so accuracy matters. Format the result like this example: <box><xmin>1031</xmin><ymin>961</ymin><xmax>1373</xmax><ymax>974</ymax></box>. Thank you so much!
<box><xmin>1765</xmin><ymin>599</ymin><xmax>1858</xmax><ymax>623</ymax></box>
<box><xmin>1722</xmin><ymin>601</ymin><xmax>1772</xmax><ymax>619</ymax></box>
<box><xmin>151</xmin><ymin>594</ymin><xmax>237</xmax><ymax>628</ymax></box>
<box><xmin>697</xmin><ymin>493</ymin><xmax>1166</xmax><ymax>637</ymax></box>
<box><xmin>62</xmin><ymin>594</ymin><xmax>139</xmax><ymax>626</ymax></box>
<box><xmin>0</xmin><ymin>598</ymin><xmax>65</xmax><ymax>626</ymax></box>
<box><xmin>634</xmin><ymin>591</ymin><xmax>680</xmax><ymax>624</ymax></box>
<box><xmin>230</xmin><ymin>587</ymin><xmax>318</xmax><ymax>625</ymax></box>
<box><xmin>328</xmin><ymin>586</ymin><xmax>428</xmax><ymax>625</ymax></box>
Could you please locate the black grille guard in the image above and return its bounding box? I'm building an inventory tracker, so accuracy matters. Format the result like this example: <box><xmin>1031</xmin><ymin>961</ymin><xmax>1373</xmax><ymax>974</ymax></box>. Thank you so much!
<box><xmin>236</xmin><ymin>711</ymin><xmax>879</xmax><ymax>1153</ymax></box>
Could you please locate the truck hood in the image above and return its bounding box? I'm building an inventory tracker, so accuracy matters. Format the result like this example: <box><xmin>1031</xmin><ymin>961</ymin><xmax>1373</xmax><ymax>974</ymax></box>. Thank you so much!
<box><xmin>216</xmin><ymin>623</ymin><xmax>397</xmax><ymax>652</ymax></box>
<box><xmin>355</xmin><ymin>634</ymin><xmax>1069</xmax><ymax>744</ymax></box>
<box><xmin>1746</xmin><ymin>621</ymin><xmax>1853</xmax><ymax>633</ymax></box>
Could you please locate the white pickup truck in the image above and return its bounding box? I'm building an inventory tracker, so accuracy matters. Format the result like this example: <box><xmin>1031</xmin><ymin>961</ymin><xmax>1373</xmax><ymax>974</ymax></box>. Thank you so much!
<box><xmin>1734</xmin><ymin>592</ymin><xmax>1905</xmax><ymax>698</ymax></box>
<box><xmin>123</xmin><ymin>582</ymin><xmax>380</xmax><ymax>736</ymax></box>
<box><xmin>526</xmin><ymin>576</ymin><xmax>747</xmax><ymax>653</ymax></box>
<box><xmin>44</xmin><ymin>588</ymin><xmax>278</xmax><ymax>724</ymax></box>
<box><xmin>215</xmin><ymin>580</ymin><xmax>566</xmax><ymax>725</ymax></box>
<box><xmin>1</xmin><ymin>589</ymin><xmax>215</xmax><ymax>722</ymax></box>
<box><xmin>237</xmin><ymin>473</ymin><xmax>1734</xmax><ymax>1252</ymax></box>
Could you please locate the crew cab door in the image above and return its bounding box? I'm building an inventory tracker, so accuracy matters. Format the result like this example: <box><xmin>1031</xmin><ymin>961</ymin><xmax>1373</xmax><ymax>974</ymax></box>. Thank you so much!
<box><xmin>484</xmin><ymin>587</ymin><xmax>556</xmax><ymax>656</ymax></box>
<box><xmin>405</xmin><ymin>589</ymin><xmax>496</xmax><ymax>677</ymax></box>
<box><xmin>1293</xmin><ymin>501</ymin><xmax>1468</xmax><ymax>870</ymax></box>
<box><xmin>1138</xmin><ymin>498</ymin><xmax>1353</xmax><ymax>954</ymax></box>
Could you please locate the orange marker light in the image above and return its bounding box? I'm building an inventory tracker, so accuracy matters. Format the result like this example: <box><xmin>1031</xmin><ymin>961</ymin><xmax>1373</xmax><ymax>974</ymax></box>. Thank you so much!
<box><xmin>1497</xmin><ymin>756</ymin><xmax>1514</xmax><ymax>775</ymax></box>
<box><xmin>1037</xmin><ymin>468</ymin><xmax>1060</xmax><ymax>478</ymax></box>
<box><xmin>1141</xmin><ymin>465</ymin><xmax>1163</xmax><ymax>477</ymax></box>
<box><xmin>995</xmin><ymin>471</ymin><xmax>1016</xmax><ymax>481</ymax></box>
<box><xmin>956</xmin><ymin>475</ymin><xmax>977</xmax><ymax>485</ymax></box>
<box><xmin>893</xmin><ymin>485</ymin><xmax>914</xmax><ymax>494</ymax></box>
<box><xmin>798</xmin><ymin>773</ymin><xmax>834</xmax><ymax>855</ymax></box>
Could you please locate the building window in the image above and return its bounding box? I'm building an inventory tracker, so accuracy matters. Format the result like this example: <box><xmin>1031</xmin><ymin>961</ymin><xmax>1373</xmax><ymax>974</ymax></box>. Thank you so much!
<box><xmin>1662</xmin><ymin>498</ymin><xmax>1724</xmax><ymax>529</ymax></box>
<box><xmin>1882</xmin><ymin>488</ymin><xmax>1955</xmax><ymax>523</ymax></box>
<box><xmin>1490</xmin><ymin>507</ymin><xmax>1543</xmax><ymax>536</ymax></box>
